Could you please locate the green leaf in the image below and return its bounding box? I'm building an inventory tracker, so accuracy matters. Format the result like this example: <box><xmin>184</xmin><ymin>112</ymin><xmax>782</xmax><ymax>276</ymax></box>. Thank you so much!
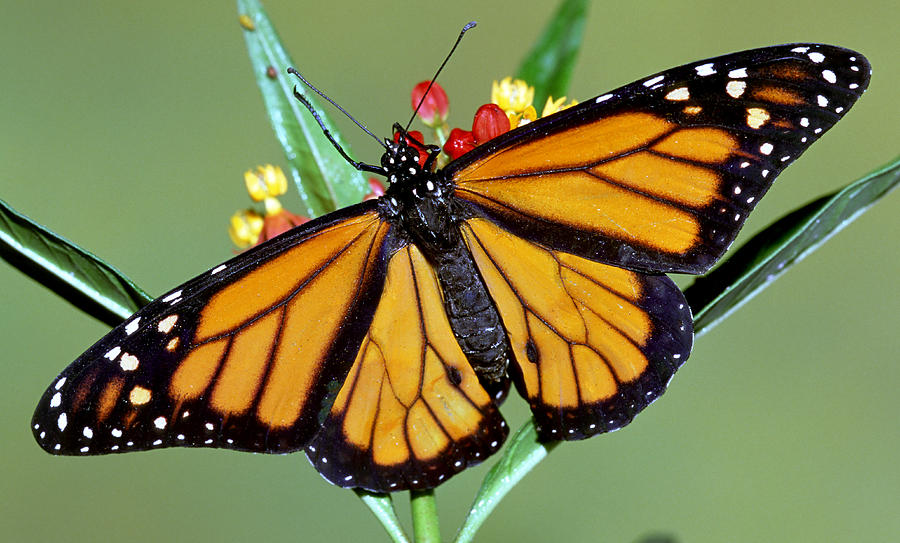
<box><xmin>685</xmin><ymin>155</ymin><xmax>900</xmax><ymax>338</ymax></box>
<box><xmin>354</xmin><ymin>490</ymin><xmax>410</xmax><ymax>543</ymax></box>
<box><xmin>515</xmin><ymin>0</ymin><xmax>590</xmax><ymax>110</ymax></box>
<box><xmin>237</xmin><ymin>0</ymin><xmax>369</xmax><ymax>218</ymax></box>
<box><xmin>0</xmin><ymin>198</ymin><xmax>151</xmax><ymax>327</ymax></box>
<box><xmin>454</xmin><ymin>422</ymin><xmax>557</xmax><ymax>543</ymax></box>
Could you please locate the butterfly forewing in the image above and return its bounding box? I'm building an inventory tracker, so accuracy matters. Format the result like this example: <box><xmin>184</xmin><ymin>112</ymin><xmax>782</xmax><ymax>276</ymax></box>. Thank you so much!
<box><xmin>32</xmin><ymin>204</ymin><xmax>393</xmax><ymax>456</ymax></box>
<box><xmin>449</xmin><ymin>44</ymin><xmax>871</xmax><ymax>274</ymax></box>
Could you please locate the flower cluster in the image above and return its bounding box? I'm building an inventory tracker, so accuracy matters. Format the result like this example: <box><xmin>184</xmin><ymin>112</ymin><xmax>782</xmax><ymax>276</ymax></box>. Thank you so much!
<box><xmin>229</xmin><ymin>77</ymin><xmax>575</xmax><ymax>247</ymax></box>
<box><xmin>228</xmin><ymin>164</ymin><xmax>308</xmax><ymax>249</ymax></box>
<box><xmin>416</xmin><ymin>76</ymin><xmax>577</xmax><ymax>160</ymax></box>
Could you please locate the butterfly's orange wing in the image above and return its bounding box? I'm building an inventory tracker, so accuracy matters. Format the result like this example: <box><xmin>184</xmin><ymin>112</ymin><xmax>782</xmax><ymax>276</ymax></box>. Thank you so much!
<box><xmin>306</xmin><ymin>244</ymin><xmax>507</xmax><ymax>490</ymax></box>
<box><xmin>461</xmin><ymin>218</ymin><xmax>691</xmax><ymax>439</ymax></box>
<box><xmin>32</xmin><ymin>203</ymin><xmax>508</xmax><ymax>491</ymax></box>
<box><xmin>32</xmin><ymin>205</ymin><xmax>393</xmax><ymax>455</ymax></box>
<box><xmin>445</xmin><ymin>44</ymin><xmax>870</xmax><ymax>439</ymax></box>
<box><xmin>448</xmin><ymin>44</ymin><xmax>871</xmax><ymax>274</ymax></box>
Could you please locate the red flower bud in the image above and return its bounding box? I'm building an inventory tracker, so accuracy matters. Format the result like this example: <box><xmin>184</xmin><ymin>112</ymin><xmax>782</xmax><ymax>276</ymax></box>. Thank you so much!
<box><xmin>262</xmin><ymin>210</ymin><xmax>308</xmax><ymax>243</ymax></box>
<box><xmin>443</xmin><ymin>128</ymin><xmax>476</xmax><ymax>160</ymax></box>
<box><xmin>472</xmin><ymin>103</ymin><xmax>509</xmax><ymax>144</ymax></box>
<box><xmin>364</xmin><ymin>178</ymin><xmax>385</xmax><ymax>201</ymax></box>
<box><xmin>411</xmin><ymin>81</ymin><xmax>449</xmax><ymax>127</ymax></box>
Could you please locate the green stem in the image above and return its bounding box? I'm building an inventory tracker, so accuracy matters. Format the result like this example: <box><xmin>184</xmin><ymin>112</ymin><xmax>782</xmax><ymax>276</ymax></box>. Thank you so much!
<box><xmin>354</xmin><ymin>490</ymin><xmax>410</xmax><ymax>543</ymax></box>
<box><xmin>410</xmin><ymin>489</ymin><xmax>441</xmax><ymax>542</ymax></box>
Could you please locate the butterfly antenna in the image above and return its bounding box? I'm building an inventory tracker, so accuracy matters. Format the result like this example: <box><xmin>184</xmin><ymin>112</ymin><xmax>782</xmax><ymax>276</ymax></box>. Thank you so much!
<box><xmin>287</xmin><ymin>67</ymin><xmax>387</xmax><ymax>176</ymax></box>
<box><xmin>405</xmin><ymin>21</ymin><xmax>477</xmax><ymax>132</ymax></box>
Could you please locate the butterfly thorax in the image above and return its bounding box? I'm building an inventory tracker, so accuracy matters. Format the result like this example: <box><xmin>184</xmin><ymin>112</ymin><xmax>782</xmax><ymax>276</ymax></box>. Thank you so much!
<box><xmin>378</xmin><ymin>136</ymin><xmax>461</xmax><ymax>253</ymax></box>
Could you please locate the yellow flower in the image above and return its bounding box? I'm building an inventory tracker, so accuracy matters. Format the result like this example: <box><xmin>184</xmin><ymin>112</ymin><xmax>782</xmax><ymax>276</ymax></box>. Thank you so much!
<box><xmin>244</xmin><ymin>164</ymin><xmax>288</xmax><ymax>202</ymax></box>
<box><xmin>508</xmin><ymin>105</ymin><xmax>537</xmax><ymax>129</ymax></box>
<box><xmin>541</xmin><ymin>95</ymin><xmax>579</xmax><ymax>117</ymax></box>
<box><xmin>491</xmin><ymin>77</ymin><xmax>535</xmax><ymax>115</ymax></box>
<box><xmin>228</xmin><ymin>209</ymin><xmax>264</xmax><ymax>248</ymax></box>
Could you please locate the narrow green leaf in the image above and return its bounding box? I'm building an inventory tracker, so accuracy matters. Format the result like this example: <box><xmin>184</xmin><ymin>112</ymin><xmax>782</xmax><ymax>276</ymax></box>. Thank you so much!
<box><xmin>410</xmin><ymin>490</ymin><xmax>441</xmax><ymax>543</ymax></box>
<box><xmin>685</xmin><ymin>156</ymin><xmax>900</xmax><ymax>338</ymax></box>
<box><xmin>454</xmin><ymin>422</ymin><xmax>557</xmax><ymax>543</ymax></box>
<box><xmin>237</xmin><ymin>0</ymin><xmax>369</xmax><ymax>218</ymax></box>
<box><xmin>515</xmin><ymin>0</ymin><xmax>590</xmax><ymax>109</ymax></box>
<box><xmin>354</xmin><ymin>490</ymin><xmax>410</xmax><ymax>543</ymax></box>
<box><xmin>0</xmin><ymin>198</ymin><xmax>151</xmax><ymax>327</ymax></box>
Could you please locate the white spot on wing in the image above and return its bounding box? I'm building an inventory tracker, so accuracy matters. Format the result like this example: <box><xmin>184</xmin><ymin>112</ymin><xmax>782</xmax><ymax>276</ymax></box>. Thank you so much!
<box><xmin>808</xmin><ymin>52</ymin><xmax>825</xmax><ymax>63</ymax></box>
<box><xmin>104</xmin><ymin>346</ymin><xmax>122</xmax><ymax>361</ymax></box>
<box><xmin>760</xmin><ymin>143</ymin><xmax>774</xmax><ymax>155</ymax></box>
<box><xmin>791</xmin><ymin>46</ymin><xmax>810</xmax><ymax>53</ymax></box>
<box><xmin>54</xmin><ymin>377</ymin><xmax>67</xmax><ymax>390</ymax></box>
<box><xmin>154</xmin><ymin>416</ymin><xmax>167</xmax><ymax>429</ymax></box>
<box><xmin>695</xmin><ymin>63</ymin><xmax>716</xmax><ymax>76</ymax></box>
<box><xmin>124</xmin><ymin>318</ymin><xmax>141</xmax><ymax>335</ymax></box>
<box><xmin>112</xmin><ymin>428</ymin><xmax>122</xmax><ymax>437</ymax></box>
<box><xmin>57</xmin><ymin>412</ymin><xmax>67</xmax><ymax>431</ymax></box>
<box><xmin>50</xmin><ymin>392</ymin><xmax>62</xmax><ymax>408</ymax></box>
<box><xmin>822</xmin><ymin>69</ymin><xmax>836</xmax><ymax>83</ymax></box>
<box><xmin>817</xmin><ymin>95</ymin><xmax>829</xmax><ymax>107</ymax></box>
<box><xmin>643</xmin><ymin>75</ymin><xmax>664</xmax><ymax>87</ymax></box>
<box><xmin>664</xmin><ymin>87</ymin><xmax>690</xmax><ymax>101</ymax></box>
<box><xmin>595</xmin><ymin>94</ymin><xmax>613</xmax><ymax>103</ymax></box>
<box><xmin>728</xmin><ymin>68</ymin><xmax>748</xmax><ymax>78</ymax></box>
<box><xmin>119</xmin><ymin>353</ymin><xmax>139</xmax><ymax>371</ymax></box>
<box><xmin>83</xmin><ymin>427</ymin><xmax>93</xmax><ymax>439</ymax></box>
<box><xmin>157</xmin><ymin>315</ymin><xmax>178</xmax><ymax>334</ymax></box>
<box><xmin>211</xmin><ymin>264</ymin><xmax>227</xmax><ymax>275</ymax></box>
<box><xmin>726</xmin><ymin>80</ymin><xmax>746</xmax><ymax>98</ymax></box>
<box><xmin>800</xmin><ymin>117</ymin><xmax>809</xmax><ymax>127</ymax></box>
<box><xmin>162</xmin><ymin>290</ymin><xmax>183</xmax><ymax>303</ymax></box>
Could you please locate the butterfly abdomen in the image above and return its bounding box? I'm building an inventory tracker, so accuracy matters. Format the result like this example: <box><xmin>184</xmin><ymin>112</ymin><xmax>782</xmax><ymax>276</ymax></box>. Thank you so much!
<box><xmin>430</xmin><ymin>239</ymin><xmax>510</xmax><ymax>383</ymax></box>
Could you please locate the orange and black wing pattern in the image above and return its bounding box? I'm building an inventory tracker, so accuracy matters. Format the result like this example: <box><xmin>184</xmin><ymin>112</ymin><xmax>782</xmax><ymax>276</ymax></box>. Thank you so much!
<box><xmin>448</xmin><ymin>44</ymin><xmax>871</xmax><ymax>274</ymax></box>
<box><xmin>32</xmin><ymin>203</ymin><xmax>394</xmax><ymax>456</ymax></box>
<box><xmin>306</xmin><ymin>244</ymin><xmax>507</xmax><ymax>490</ymax></box>
<box><xmin>462</xmin><ymin>218</ymin><xmax>691</xmax><ymax>439</ymax></box>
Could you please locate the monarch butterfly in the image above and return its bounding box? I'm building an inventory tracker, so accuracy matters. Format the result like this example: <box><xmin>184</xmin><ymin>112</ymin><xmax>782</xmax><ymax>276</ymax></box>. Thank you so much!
<box><xmin>32</xmin><ymin>43</ymin><xmax>870</xmax><ymax>492</ymax></box>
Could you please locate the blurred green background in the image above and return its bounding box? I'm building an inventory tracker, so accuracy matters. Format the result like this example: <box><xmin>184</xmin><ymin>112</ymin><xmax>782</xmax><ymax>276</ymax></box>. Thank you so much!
<box><xmin>2</xmin><ymin>1</ymin><xmax>898</xmax><ymax>541</ymax></box>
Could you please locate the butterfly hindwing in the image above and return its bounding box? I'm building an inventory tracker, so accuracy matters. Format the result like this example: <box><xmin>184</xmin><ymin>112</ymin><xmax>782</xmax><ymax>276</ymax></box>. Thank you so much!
<box><xmin>461</xmin><ymin>218</ymin><xmax>692</xmax><ymax>440</ymax></box>
<box><xmin>306</xmin><ymin>243</ymin><xmax>508</xmax><ymax>491</ymax></box>
<box><xmin>449</xmin><ymin>44</ymin><xmax>870</xmax><ymax>274</ymax></box>
<box><xmin>32</xmin><ymin>203</ymin><xmax>393</xmax><ymax>456</ymax></box>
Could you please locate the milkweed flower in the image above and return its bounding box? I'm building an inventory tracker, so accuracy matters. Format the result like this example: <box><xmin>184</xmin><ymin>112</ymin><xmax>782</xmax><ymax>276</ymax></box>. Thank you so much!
<box><xmin>411</xmin><ymin>81</ymin><xmax>450</xmax><ymax>128</ymax></box>
<box><xmin>230</xmin><ymin>164</ymin><xmax>308</xmax><ymax>248</ymax></box>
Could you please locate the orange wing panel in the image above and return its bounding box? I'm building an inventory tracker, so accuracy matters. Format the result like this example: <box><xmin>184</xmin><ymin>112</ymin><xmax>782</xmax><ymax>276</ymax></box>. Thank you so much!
<box><xmin>305</xmin><ymin>244</ymin><xmax>508</xmax><ymax>492</ymax></box>
<box><xmin>462</xmin><ymin>218</ymin><xmax>692</xmax><ymax>439</ymax></box>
